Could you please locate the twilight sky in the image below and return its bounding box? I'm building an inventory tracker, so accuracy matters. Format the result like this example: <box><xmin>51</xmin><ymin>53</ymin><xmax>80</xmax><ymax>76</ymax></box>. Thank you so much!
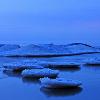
<box><xmin>0</xmin><ymin>0</ymin><xmax>100</xmax><ymax>45</ymax></box>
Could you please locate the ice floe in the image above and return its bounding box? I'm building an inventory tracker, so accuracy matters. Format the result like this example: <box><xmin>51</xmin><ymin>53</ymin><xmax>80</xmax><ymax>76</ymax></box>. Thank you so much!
<box><xmin>0</xmin><ymin>43</ymin><xmax>100</xmax><ymax>57</ymax></box>
<box><xmin>40</xmin><ymin>78</ymin><xmax>82</xmax><ymax>88</ymax></box>
<box><xmin>2</xmin><ymin>59</ymin><xmax>81</xmax><ymax>73</ymax></box>
<box><xmin>21</xmin><ymin>68</ymin><xmax>59</xmax><ymax>78</ymax></box>
<box><xmin>84</xmin><ymin>58</ymin><xmax>100</xmax><ymax>66</ymax></box>
<box><xmin>3</xmin><ymin>60</ymin><xmax>43</xmax><ymax>71</ymax></box>
<box><xmin>40</xmin><ymin>61</ymin><xmax>80</xmax><ymax>68</ymax></box>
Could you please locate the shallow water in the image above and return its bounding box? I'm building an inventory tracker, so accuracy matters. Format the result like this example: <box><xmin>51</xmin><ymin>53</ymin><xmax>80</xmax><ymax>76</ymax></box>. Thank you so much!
<box><xmin>0</xmin><ymin>55</ymin><xmax>100</xmax><ymax>100</ymax></box>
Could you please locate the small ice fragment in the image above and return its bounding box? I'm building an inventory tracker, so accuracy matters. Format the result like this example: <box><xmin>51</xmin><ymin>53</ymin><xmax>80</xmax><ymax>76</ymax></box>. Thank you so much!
<box><xmin>40</xmin><ymin>77</ymin><xmax>82</xmax><ymax>88</ymax></box>
<box><xmin>21</xmin><ymin>68</ymin><xmax>59</xmax><ymax>78</ymax></box>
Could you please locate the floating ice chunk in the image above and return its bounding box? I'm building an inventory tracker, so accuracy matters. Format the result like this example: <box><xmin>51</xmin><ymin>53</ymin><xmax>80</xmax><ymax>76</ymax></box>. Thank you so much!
<box><xmin>84</xmin><ymin>58</ymin><xmax>100</xmax><ymax>66</ymax></box>
<box><xmin>40</xmin><ymin>61</ymin><xmax>80</xmax><ymax>68</ymax></box>
<box><xmin>3</xmin><ymin>60</ymin><xmax>43</xmax><ymax>71</ymax></box>
<box><xmin>40</xmin><ymin>78</ymin><xmax>82</xmax><ymax>88</ymax></box>
<box><xmin>21</xmin><ymin>68</ymin><xmax>59</xmax><ymax>78</ymax></box>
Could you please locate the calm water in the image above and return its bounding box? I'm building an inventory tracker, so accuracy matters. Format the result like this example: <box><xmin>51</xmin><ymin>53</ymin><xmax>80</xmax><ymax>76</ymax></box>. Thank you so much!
<box><xmin>0</xmin><ymin>54</ymin><xmax>100</xmax><ymax>100</ymax></box>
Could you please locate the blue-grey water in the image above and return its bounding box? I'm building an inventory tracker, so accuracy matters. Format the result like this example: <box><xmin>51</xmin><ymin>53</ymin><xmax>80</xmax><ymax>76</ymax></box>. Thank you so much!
<box><xmin>0</xmin><ymin>54</ymin><xmax>100</xmax><ymax>100</ymax></box>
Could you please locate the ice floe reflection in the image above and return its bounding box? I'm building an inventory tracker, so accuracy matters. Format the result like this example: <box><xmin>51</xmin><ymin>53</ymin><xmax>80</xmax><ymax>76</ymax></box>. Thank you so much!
<box><xmin>40</xmin><ymin>87</ymin><xmax>83</xmax><ymax>97</ymax></box>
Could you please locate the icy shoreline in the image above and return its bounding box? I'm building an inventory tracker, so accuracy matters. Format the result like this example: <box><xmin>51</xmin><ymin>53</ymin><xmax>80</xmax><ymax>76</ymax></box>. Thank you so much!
<box><xmin>0</xmin><ymin>43</ymin><xmax>99</xmax><ymax>57</ymax></box>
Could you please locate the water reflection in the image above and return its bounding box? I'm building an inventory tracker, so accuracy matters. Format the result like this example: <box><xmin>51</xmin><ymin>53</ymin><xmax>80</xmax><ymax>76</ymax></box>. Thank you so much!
<box><xmin>3</xmin><ymin>70</ymin><xmax>22</xmax><ymax>78</ymax></box>
<box><xmin>85</xmin><ymin>64</ymin><xmax>100</xmax><ymax>67</ymax></box>
<box><xmin>51</xmin><ymin>67</ymin><xmax>80</xmax><ymax>72</ymax></box>
<box><xmin>40</xmin><ymin>87</ymin><xmax>83</xmax><ymax>97</ymax></box>
<box><xmin>0</xmin><ymin>68</ymin><xmax>8</xmax><ymax>79</ymax></box>
<box><xmin>84</xmin><ymin>65</ymin><xmax>100</xmax><ymax>71</ymax></box>
<box><xmin>3</xmin><ymin>69</ymin><xmax>41</xmax><ymax>84</ymax></box>
<box><xmin>22</xmin><ymin>77</ymin><xmax>40</xmax><ymax>85</ymax></box>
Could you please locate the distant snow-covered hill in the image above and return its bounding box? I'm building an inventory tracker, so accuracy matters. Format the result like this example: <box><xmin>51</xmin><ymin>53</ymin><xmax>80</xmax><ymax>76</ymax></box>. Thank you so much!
<box><xmin>0</xmin><ymin>44</ymin><xmax>20</xmax><ymax>52</ymax></box>
<box><xmin>0</xmin><ymin>43</ymin><xmax>100</xmax><ymax>57</ymax></box>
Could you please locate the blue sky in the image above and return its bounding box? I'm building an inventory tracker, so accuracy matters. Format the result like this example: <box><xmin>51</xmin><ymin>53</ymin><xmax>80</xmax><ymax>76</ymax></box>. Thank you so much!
<box><xmin>0</xmin><ymin>0</ymin><xmax>100</xmax><ymax>45</ymax></box>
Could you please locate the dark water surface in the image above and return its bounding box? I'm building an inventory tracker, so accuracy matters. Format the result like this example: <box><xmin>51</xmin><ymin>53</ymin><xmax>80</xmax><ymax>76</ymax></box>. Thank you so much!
<box><xmin>0</xmin><ymin>55</ymin><xmax>100</xmax><ymax>100</ymax></box>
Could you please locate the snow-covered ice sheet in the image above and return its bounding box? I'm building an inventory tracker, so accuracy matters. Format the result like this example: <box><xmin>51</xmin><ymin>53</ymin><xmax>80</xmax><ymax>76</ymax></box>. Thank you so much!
<box><xmin>21</xmin><ymin>68</ymin><xmax>59</xmax><ymax>78</ymax></box>
<box><xmin>3</xmin><ymin>60</ymin><xmax>44</xmax><ymax>71</ymax></box>
<box><xmin>40</xmin><ymin>77</ymin><xmax>82</xmax><ymax>88</ymax></box>
<box><xmin>0</xmin><ymin>43</ymin><xmax>100</xmax><ymax>57</ymax></box>
<box><xmin>0</xmin><ymin>44</ymin><xmax>20</xmax><ymax>52</ymax></box>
